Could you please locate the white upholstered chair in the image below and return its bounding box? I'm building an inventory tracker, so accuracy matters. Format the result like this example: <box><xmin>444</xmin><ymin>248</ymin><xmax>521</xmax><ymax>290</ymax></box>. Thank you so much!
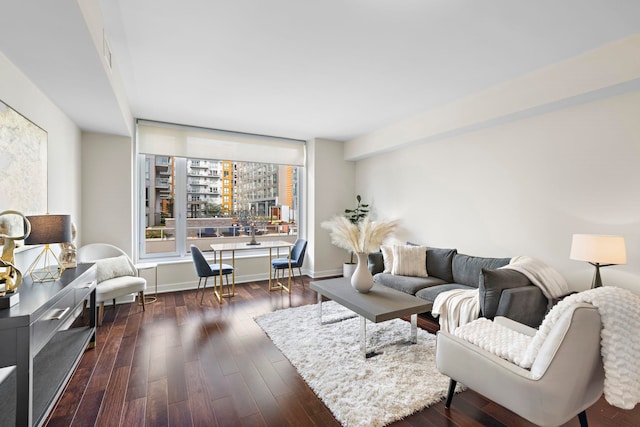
<box><xmin>78</xmin><ymin>243</ymin><xmax>146</xmax><ymax>326</ymax></box>
<box><xmin>436</xmin><ymin>302</ymin><xmax>604</xmax><ymax>427</ymax></box>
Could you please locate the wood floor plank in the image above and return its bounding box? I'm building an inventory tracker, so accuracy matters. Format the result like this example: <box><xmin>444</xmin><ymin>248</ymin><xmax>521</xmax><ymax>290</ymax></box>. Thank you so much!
<box><xmin>120</xmin><ymin>397</ymin><xmax>146</xmax><ymax>427</ymax></box>
<box><xmin>211</xmin><ymin>395</ymin><xmax>242</xmax><ymax>426</ymax></box>
<box><xmin>125</xmin><ymin>341</ymin><xmax>150</xmax><ymax>402</ymax></box>
<box><xmin>70</xmin><ymin>390</ymin><xmax>104</xmax><ymax>427</ymax></box>
<box><xmin>166</xmin><ymin>345</ymin><xmax>189</xmax><ymax>404</ymax></box>
<box><xmin>114</xmin><ymin>334</ymin><xmax>137</xmax><ymax>369</ymax></box>
<box><xmin>45</xmin><ymin>276</ymin><xmax>640</xmax><ymax>427</ymax></box>
<box><xmin>145</xmin><ymin>378</ymin><xmax>169</xmax><ymax>427</ymax></box>
<box><xmin>275</xmin><ymin>392</ymin><xmax>314</xmax><ymax>427</ymax></box>
<box><xmin>168</xmin><ymin>400</ymin><xmax>193</xmax><ymax>426</ymax></box>
<box><xmin>95</xmin><ymin>365</ymin><xmax>129</xmax><ymax>426</ymax></box>
<box><xmin>225</xmin><ymin>371</ymin><xmax>260</xmax><ymax>419</ymax></box>
<box><xmin>185</xmin><ymin>360</ymin><xmax>219</xmax><ymax>427</ymax></box>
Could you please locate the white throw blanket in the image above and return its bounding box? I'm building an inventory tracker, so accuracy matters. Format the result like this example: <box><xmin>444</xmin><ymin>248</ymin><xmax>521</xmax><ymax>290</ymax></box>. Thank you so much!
<box><xmin>524</xmin><ymin>287</ymin><xmax>640</xmax><ymax>409</ymax></box>
<box><xmin>455</xmin><ymin>287</ymin><xmax>640</xmax><ymax>410</ymax></box>
<box><xmin>502</xmin><ymin>256</ymin><xmax>570</xmax><ymax>300</ymax></box>
<box><xmin>431</xmin><ymin>289</ymin><xmax>480</xmax><ymax>333</ymax></box>
<box><xmin>432</xmin><ymin>256</ymin><xmax>568</xmax><ymax>333</ymax></box>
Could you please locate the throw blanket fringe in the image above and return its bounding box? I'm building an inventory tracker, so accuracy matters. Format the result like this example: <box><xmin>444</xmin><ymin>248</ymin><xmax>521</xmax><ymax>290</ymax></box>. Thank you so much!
<box><xmin>432</xmin><ymin>289</ymin><xmax>480</xmax><ymax>333</ymax></box>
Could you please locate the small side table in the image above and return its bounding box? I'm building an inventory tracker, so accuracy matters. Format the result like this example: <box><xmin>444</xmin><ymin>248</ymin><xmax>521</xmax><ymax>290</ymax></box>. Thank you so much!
<box><xmin>136</xmin><ymin>262</ymin><xmax>158</xmax><ymax>304</ymax></box>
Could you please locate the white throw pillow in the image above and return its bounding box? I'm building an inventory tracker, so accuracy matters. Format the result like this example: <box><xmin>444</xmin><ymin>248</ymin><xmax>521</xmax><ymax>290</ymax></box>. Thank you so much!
<box><xmin>381</xmin><ymin>245</ymin><xmax>394</xmax><ymax>273</ymax></box>
<box><xmin>96</xmin><ymin>255</ymin><xmax>137</xmax><ymax>283</ymax></box>
<box><xmin>391</xmin><ymin>245</ymin><xmax>428</xmax><ymax>277</ymax></box>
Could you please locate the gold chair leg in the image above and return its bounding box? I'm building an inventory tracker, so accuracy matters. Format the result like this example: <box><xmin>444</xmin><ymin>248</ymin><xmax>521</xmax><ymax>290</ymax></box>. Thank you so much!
<box><xmin>82</xmin><ymin>299</ymin><xmax>88</xmax><ymax>318</ymax></box>
<box><xmin>98</xmin><ymin>302</ymin><xmax>104</xmax><ymax>326</ymax></box>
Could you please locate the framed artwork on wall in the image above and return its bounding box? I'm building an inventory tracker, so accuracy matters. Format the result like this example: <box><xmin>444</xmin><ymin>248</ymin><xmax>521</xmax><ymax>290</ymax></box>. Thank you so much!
<box><xmin>0</xmin><ymin>99</ymin><xmax>47</xmax><ymax>238</ymax></box>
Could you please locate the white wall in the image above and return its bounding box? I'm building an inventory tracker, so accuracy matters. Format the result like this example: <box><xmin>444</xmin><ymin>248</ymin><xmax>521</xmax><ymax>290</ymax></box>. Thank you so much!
<box><xmin>355</xmin><ymin>90</ymin><xmax>640</xmax><ymax>293</ymax></box>
<box><xmin>306</xmin><ymin>138</ymin><xmax>356</xmax><ymax>277</ymax></box>
<box><xmin>81</xmin><ymin>131</ymin><xmax>134</xmax><ymax>254</ymax></box>
<box><xmin>0</xmin><ymin>51</ymin><xmax>82</xmax><ymax>271</ymax></box>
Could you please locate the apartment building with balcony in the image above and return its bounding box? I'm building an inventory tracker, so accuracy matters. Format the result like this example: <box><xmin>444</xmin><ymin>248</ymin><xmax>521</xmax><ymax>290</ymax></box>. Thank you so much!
<box><xmin>187</xmin><ymin>158</ymin><xmax>222</xmax><ymax>218</ymax></box>
<box><xmin>145</xmin><ymin>155</ymin><xmax>174</xmax><ymax>227</ymax></box>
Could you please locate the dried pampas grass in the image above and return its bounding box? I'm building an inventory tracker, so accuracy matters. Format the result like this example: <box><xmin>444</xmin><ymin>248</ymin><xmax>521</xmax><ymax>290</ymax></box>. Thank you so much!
<box><xmin>321</xmin><ymin>216</ymin><xmax>397</xmax><ymax>254</ymax></box>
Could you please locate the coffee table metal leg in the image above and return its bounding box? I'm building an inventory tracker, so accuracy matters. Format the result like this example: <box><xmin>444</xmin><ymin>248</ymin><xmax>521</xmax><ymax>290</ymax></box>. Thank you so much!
<box><xmin>317</xmin><ymin>292</ymin><xmax>322</xmax><ymax>324</ymax></box>
<box><xmin>410</xmin><ymin>313</ymin><xmax>418</xmax><ymax>344</ymax></box>
<box><xmin>360</xmin><ymin>316</ymin><xmax>367</xmax><ymax>357</ymax></box>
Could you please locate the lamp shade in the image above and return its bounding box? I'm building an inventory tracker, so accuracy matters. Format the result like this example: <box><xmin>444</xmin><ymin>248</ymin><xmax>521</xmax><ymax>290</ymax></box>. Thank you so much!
<box><xmin>570</xmin><ymin>234</ymin><xmax>627</xmax><ymax>265</ymax></box>
<box><xmin>24</xmin><ymin>214</ymin><xmax>72</xmax><ymax>245</ymax></box>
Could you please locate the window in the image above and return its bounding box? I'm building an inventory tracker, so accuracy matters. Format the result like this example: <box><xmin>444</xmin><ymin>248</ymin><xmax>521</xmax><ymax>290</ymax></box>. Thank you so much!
<box><xmin>137</xmin><ymin>120</ymin><xmax>305</xmax><ymax>258</ymax></box>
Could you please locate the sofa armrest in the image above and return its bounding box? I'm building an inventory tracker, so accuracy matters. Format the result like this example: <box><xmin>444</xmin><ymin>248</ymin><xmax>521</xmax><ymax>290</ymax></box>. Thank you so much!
<box><xmin>495</xmin><ymin>286</ymin><xmax>548</xmax><ymax>328</ymax></box>
<box><xmin>479</xmin><ymin>268</ymin><xmax>535</xmax><ymax>319</ymax></box>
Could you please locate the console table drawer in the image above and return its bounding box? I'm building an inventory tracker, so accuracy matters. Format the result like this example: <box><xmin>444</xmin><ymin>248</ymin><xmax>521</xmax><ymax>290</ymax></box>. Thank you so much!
<box><xmin>32</xmin><ymin>292</ymin><xmax>76</xmax><ymax>355</ymax></box>
<box><xmin>73</xmin><ymin>279</ymin><xmax>96</xmax><ymax>306</ymax></box>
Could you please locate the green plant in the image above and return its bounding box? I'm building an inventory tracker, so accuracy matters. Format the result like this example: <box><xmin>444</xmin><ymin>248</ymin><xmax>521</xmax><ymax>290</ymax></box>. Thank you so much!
<box><xmin>145</xmin><ymin>229</ymin><xmax>163</xmax><ymax>239</ymax></box>
<box><xmin>344</xmin><ymin>195</ymin><xmax>369</xmax><ymax>224</ymax></box>
<box><xmin>343</xmin><ymin>195</ymin><xmax>369</xmax><ymax>263</ymax></box>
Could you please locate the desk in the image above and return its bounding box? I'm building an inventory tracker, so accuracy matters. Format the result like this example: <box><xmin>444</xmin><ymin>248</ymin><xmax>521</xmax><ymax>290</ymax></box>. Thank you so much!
<box><xmin>210</xmin><ymin>240</ymin><xmax>294</xmax><ymax>303</ymax></box>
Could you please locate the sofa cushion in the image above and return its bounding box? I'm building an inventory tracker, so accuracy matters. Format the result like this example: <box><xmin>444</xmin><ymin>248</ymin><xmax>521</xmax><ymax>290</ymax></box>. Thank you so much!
<box><xmin>407</xmin><ymin>243</ymin><xmax>457</xmax><ymax>282</ymax></box>
<box><xmin>381</xmin><ymin>245</ymin><xmax>394</xmax><ymax>273</ymax></box>
<box><xmin>96</xmin><ymin>255</ymin><xmax>137</xmax><ymax>283</ymax></box>
<box><xmin>392</xmin><ymin>245</ymin><xmax>428</xmax><ymax>277</ymax></box>
<box><xmin>373</xmin><ymin>272</ymin><xmax>445</xmax><ymax>295</ymax></box>
<box><xmin>427</xmin><ymin>247</ymin><xmax>457</xmax><ymax>282</ymax></box>
<box><xmin>368</xmin><ymin>252</ymin><xmax>384</xmax><ymax>275</ymax></box>
<box><xmin>452</xmin><ymin>254</ymin><xmax>511</xmax><ymax>288</ymax></box>
<box><xmin>415</xmin><ymin>283</ymin><xmax>475</xmax><ymax>303</ymax></box>
<box><xmin>479</xmin><ymin>268</ymin><xmax>533</xmax><ymax>319</ymax></box>
<box><xmin>96</xmin><ymin>275</ymin><xmax>146</xmax><ymax>302</ymax></box>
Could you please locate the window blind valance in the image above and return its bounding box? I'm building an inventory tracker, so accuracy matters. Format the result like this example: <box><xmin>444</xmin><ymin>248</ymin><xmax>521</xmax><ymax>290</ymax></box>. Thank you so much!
<box><xmin>137</xmin><ymin>120</ymin><xmax>306</xmax><ymax>166</ymax></box>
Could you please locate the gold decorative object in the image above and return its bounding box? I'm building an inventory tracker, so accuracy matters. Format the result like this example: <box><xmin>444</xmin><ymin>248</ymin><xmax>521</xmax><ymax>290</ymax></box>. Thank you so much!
<box><xmin>59</xmin><ymin>222</ymin><xmax>78</xmax><ymax>269</ymax></box>
<box><xmin>0</xmin><ymin>210</ymin><xmax>32</xmax><ymax>295</ymax></box>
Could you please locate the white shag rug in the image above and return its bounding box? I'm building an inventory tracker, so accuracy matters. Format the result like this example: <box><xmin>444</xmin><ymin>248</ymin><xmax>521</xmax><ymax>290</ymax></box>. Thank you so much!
<box><xmin>255</xmin><ymin>301</ymin><xmax>458</xmax><ymax>427</ymax></box>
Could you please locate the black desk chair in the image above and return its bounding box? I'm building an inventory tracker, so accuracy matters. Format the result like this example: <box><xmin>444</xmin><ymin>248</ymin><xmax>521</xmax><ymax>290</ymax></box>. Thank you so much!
<box><xmin>272</xmin><ymin>239</ymin><xmax>307</xmax><ymax>288</ymax></box>
<box><xmin>190</xmin><ymin>245</ymin><xmax>233</xmax><ymax>303</ymax></box>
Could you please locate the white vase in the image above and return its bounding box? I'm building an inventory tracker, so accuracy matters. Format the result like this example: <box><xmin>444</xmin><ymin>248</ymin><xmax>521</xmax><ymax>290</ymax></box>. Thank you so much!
<box><xmin>351</xmin><ymin>252</ymin><xmax>374</xmax><ymax>293</ymax></box>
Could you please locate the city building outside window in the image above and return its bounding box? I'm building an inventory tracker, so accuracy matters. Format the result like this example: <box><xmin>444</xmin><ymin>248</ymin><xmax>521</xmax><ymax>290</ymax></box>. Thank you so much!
<box><xmin>137</xmin><ymin>120</ymin><xmax>305</xmax><ymax>259</ymax></box>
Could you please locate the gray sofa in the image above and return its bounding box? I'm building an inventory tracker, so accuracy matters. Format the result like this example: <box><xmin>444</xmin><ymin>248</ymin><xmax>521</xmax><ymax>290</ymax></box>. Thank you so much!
<box><xmin>368</xmin><ymin>247</ymin><xmax>548</xmax><ymax>327</ymax></box>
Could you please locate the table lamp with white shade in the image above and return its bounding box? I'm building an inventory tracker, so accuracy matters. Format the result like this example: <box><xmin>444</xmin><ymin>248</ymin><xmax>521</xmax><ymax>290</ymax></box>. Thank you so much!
<box><xmin>570</xmin><ymin>234</ymin><xmax>626</xmax><ymax>288</ymax></box>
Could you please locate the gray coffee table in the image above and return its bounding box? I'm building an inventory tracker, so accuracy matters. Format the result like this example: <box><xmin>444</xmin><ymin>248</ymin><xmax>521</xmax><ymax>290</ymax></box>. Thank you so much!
<box><xmin>310</xmin><ymin>278</ymin><xmax>432</xmax><ymax>358</ymax></box>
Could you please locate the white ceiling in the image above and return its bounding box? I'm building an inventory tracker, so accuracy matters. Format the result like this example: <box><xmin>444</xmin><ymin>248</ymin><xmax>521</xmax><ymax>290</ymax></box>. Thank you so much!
<box><xmin>2</xmin><ymin>1</ymin><xmax>640</xmax><ymax>141</ymax></box>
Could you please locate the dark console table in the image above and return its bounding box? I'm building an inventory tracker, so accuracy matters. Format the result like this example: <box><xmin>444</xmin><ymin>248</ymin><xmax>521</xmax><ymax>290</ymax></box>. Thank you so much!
<box><xmin>0</xmin><ymin>263</ymin><xmax>97</xmax><ymax>426</ymax></box>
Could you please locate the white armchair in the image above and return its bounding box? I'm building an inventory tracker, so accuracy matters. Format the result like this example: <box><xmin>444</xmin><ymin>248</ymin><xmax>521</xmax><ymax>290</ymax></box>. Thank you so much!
<box><xmin>78</xmin><ymin>243</ymin><xmax>146</xmax><ymax>326</ymax></box>
<box><xmin>436</xmin><ymin>302</ymin><xmax>604</xmax><ymax>427</ymax></box>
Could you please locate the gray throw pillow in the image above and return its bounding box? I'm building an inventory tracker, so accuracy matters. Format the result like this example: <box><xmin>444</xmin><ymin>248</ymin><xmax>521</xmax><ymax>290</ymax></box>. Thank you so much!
<box><xmin>368</xmin><ymin>252</ymin><xmax>384</xmax><ymax>275</ymax></box>
<box><xmin>479</xmin><ymin>268</ymin><xmax>531</xmax><ymax>319</ymax></box>
<box><xmin>406</xmin><ymin>242</ymin><xmax>457</xmax><ymax>282</ymax></box>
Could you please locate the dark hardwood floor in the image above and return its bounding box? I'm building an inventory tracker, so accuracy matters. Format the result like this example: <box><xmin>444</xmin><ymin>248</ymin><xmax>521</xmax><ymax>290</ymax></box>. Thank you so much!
<box><xmin>45</xmin><ymin>276</ymin><xmax>639</xmax><ymax>427</ymax></box>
